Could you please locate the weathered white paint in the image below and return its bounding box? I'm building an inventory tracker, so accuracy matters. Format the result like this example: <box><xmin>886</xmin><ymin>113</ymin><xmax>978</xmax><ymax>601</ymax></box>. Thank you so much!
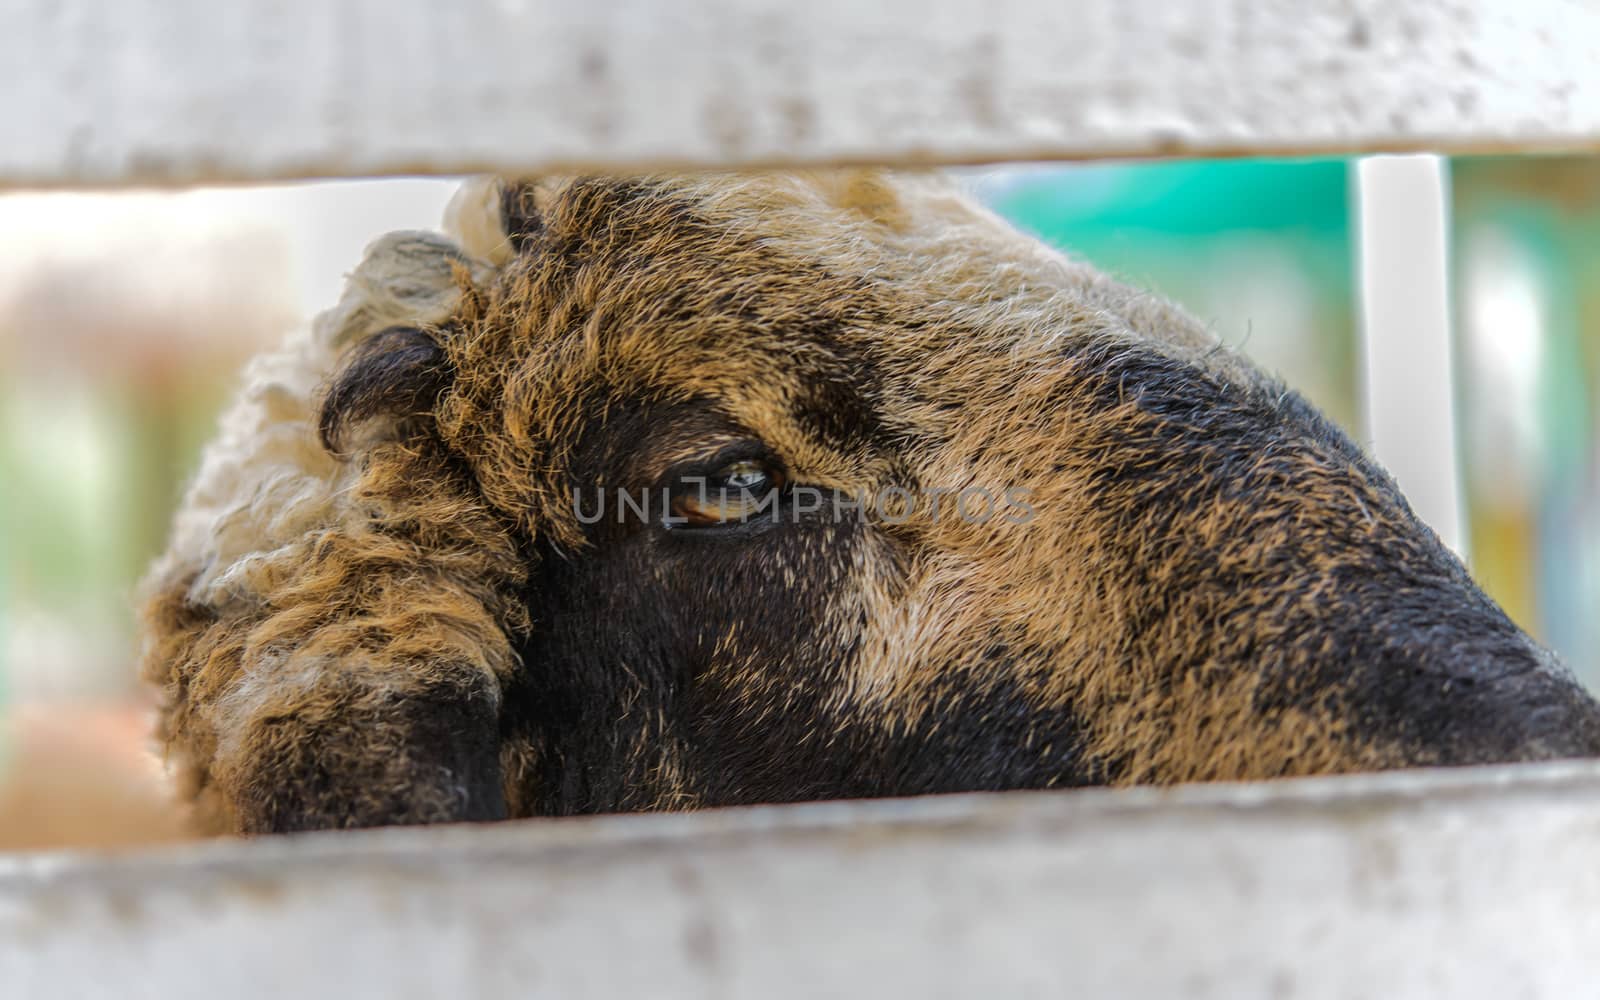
<box><xmin>6</xmin><ymin>0</ymin><xmax>1600</xmax><ymax>187</ymax></box>
<box><xmin>1356</xmin><ymin>156</ymin><xmax>1467</xmax><ymax>555</ymax></box>
<box><xmin>4</xmin><ymin>762</ymin><xmax>1600</xmax><ymax>999</ymax></box>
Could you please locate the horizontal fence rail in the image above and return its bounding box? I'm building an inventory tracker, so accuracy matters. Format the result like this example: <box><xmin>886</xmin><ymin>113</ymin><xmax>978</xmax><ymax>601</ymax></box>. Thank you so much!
<box><xmin>6</xmin><ymin>0</ymin><xmax>1600</xmax><ymax>187</ymax></box>
<box><xmin>5</xmin><ymin>763</ymin><xmax>1600</xmax><ymax>999</ymax></box>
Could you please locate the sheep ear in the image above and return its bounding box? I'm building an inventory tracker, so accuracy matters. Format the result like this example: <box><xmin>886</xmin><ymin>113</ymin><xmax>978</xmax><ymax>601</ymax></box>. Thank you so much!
<box><xmin>311</xmin><ymin>221</ymin><xmax>506</xmax><ymax>455</ymax></box>
<box><xmin>319</xmin><ymin>325</ymin><xmax>453</xmax><ymax>455</ymax></box>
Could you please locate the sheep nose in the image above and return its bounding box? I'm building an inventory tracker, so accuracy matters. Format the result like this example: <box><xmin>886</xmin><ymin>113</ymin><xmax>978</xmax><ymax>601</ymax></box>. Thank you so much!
<box><xmin>1420</xmin><ymin>666</ymin><xmax>1600</xmax><ymax>766</ymax></box>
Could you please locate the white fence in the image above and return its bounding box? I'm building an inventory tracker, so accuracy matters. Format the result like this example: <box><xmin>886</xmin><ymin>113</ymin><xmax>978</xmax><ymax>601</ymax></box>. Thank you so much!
<box><xmin>8</xmin><ymin>0</ymin><xmax>1600</xmax><ymax>184</ymax></box>
<box><xmin>7</xmin><ymin>763</ymin><xmax>1600</xmax><ymax>999</ymax></box>
<box><xmin>5</xmin><ymin>1</ymin><xmax>1600</xmax><ymax>996</ymax></box>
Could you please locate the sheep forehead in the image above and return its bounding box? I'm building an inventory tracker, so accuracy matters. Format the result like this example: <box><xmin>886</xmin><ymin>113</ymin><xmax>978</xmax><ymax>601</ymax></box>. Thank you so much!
<box><xmin>430</xmin><ymin>169</ymin><xmax>1269</xmax><ymax>507</ymax></box>
<box><xmin>522</xmin><ymin>170</ymin><xmax>1248</xmax><ymax>382</ymax></box>
<box><xmin>615</xmin><ymin>169</ymin><xmax>1076</xmax><ymax>304</ymax></box>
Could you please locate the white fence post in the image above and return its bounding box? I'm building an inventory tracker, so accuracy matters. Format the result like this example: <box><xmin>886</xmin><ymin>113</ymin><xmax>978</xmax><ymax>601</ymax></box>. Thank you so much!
<box><xmin>1355</xmin><ymin>155</ymin><xmax>1467</xmax><ymax>555</ymax></box>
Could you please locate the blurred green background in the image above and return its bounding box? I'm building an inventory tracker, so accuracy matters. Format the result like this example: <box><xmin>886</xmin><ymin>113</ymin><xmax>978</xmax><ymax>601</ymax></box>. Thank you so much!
<box><xmin>3</xmin><ymin>156</ymin><xmax>1599</xmax><ymax>719</ymax></box>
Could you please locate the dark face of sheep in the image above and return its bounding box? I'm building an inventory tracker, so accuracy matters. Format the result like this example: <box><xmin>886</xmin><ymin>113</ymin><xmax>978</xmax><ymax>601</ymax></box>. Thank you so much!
<box><xmin>144</xmin><ymin>171</ymin><xmax>1600</xmax><ymax>833</ymax></box>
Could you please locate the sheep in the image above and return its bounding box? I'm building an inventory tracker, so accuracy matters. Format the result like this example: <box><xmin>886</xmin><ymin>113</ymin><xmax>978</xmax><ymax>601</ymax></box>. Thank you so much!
<box><xmin>139</xmin><ymin>169</ymin><xmax>1600</xmax><ymax>834</ymax></box>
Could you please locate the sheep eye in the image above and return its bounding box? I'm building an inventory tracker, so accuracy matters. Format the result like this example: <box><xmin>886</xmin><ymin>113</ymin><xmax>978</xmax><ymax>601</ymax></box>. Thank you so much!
<box><xmin>671</xmin><ymin>459</ymin><xmax>787</xmax><ymax>527</ymax></box>
<box><xmin>721</xmin><ymin>462</ymin><xmax>770</xmax><ymax>491</ymax></box>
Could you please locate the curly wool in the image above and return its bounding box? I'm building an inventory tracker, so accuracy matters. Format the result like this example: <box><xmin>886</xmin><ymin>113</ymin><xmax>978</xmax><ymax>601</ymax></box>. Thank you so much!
<box><xmin>139</xmin><ymin>213</ymin><xmax>533</xmax><ymax>829</ymax></box>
